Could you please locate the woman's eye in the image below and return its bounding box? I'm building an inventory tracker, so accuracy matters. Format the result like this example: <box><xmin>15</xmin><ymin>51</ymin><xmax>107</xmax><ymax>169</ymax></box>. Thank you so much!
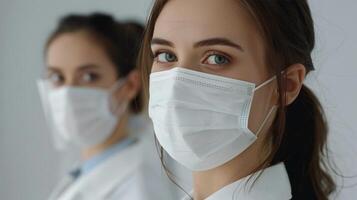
<box><xmin>82</xmin><ymin>72</ymin><xmax>100</xmax><ymax>83</ymax></box>
<box><xmin>48</xmin><ymin>73</ymin><xmax>64</xmax><ymax>86</ymax></box>
<box><xmin>204</xmin><ymin>54</ymin><xmax>230</xmax><ymax>65</ymax></box>
<box><xmin>155</xmin><ymin>52</ymin><xmax>177</xmax><ymax>63</ymax></box>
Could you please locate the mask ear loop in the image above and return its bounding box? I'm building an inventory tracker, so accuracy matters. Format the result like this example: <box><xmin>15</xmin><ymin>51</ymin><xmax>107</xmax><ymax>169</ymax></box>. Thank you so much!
<box><xmin>252</xmin><ymin>75</ymin><xmax>279</xmax><ymax>136</ymax></box>
<box><xmin>253</xmin><ymin>76</ymin><xmax>277</xmax><ymax>92</ymax></box>
<box><xmin>255</xmin><ymin>105</ymin><xmax>278</xmax><ymax>136</ymax></box>
<box><xmin>108</xmin><ymin>78</ymin><xmax>128</xmax><ymax>116</ymax></box>
<box><xmin>109</xmin><ymin>78</ymin><xmax>127</xmax><ymax>93</ymax></box>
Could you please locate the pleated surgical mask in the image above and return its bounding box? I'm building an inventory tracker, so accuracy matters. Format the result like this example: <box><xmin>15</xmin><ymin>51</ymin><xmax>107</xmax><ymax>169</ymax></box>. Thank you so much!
<box><xmin>37</xmin><ymin>79</ymin><xmax>128</xmax><ymax>149</ymax></box>
<box><xmin>149</xmin><ymin>67</ymin><xmax>277</xmax><ymax>171</ymax></box>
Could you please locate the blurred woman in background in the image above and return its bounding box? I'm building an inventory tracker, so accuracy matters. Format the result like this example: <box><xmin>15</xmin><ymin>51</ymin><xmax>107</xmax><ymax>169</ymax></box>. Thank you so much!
<box><xmin>38</xmin><ymin>13</ymin><xmax>169</xmax><ymax>200</ymax></box>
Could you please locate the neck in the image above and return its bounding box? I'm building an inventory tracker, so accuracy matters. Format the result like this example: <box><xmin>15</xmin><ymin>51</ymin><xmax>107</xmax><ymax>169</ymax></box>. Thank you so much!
<box><xmin>81</xmin><ymin>113</ymin><xmax>130</xmax><ymax>161</ymax></box>
<box><xmin>192</xmin><ymin>136</ymin><xmax>271</xmax><ymax>200</ymax></box>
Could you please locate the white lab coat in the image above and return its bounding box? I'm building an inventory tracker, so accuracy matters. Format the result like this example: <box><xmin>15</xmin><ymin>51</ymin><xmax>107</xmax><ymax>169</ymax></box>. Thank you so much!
<box><xmin>182</xmin><ymin>162</ymin><xmax>292</xmax><ymax>200</ymax></box>
<box><xmin>49</xmin><ymin>140</ymin><xmax>172</xmax><ymax>200</ymax></box>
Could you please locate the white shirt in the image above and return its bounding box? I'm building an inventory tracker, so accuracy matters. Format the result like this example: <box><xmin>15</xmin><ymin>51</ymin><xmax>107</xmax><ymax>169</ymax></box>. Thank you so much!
<box><xmin>49</xmin><ymin>115</ymin><xmax>174</xmax><ymax>200</ymax></box>
<box><xmin>182</xmin><ymin>162</ymin><xmax>292</xmax><ymax>200</ymax></box>
<box><xmin>49</xmin><ymin>140</ymin><xmax>172</xmax><ymax>200</ymax></box>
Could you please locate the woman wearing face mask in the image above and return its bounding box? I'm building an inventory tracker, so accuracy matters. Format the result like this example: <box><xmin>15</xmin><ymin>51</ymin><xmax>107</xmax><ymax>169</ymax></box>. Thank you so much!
<box><xmin>139</xmin><ymin>0</ymin><xmax>337</xmax><ymax>200</ymax></box>
<box><xmin>38</xmin><ymin>13</ymin><xmax>169</xmax><ymax>200</ymax></box>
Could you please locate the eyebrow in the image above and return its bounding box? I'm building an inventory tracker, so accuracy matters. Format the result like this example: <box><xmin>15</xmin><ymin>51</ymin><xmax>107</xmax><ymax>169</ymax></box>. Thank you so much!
<box><xmin>151</xmin><ymin>38</ymin><xmax>175</xmax><ymax>47</ymax></box>
<box><xmin>77</xmin><ymin>64</ymin><xmax>100</xmax><ymax>71</ymax></box>
<box><xmin>47</xmin><ymin>66</ymin><xmax>61</xmax><ymax>72</ymax></box>
<box><xmin>47</xmin><ymin>64</ymin><xmax>100</xmax><ymax>71</ymax></box>
<box><xmin>194</xmin><ymin>38</ymin><xmax>244</xmax><ymax>52</ymax></box>
<box><xmin>151</xmin><ymin>37</ymin><xmax>244</xmax><ymax>52</ymax></box>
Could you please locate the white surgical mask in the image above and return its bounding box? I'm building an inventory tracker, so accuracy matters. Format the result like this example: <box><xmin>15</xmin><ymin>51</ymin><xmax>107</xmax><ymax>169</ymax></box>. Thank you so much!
<box><xmin>148</xmin><ymin>67</ymin><xmax>277</xmax><ymax>171</ymax></box>
<box><xmin>37</xmin><ymin>80</ymin><xmax>127</xmax><ymax>149</ymax></box>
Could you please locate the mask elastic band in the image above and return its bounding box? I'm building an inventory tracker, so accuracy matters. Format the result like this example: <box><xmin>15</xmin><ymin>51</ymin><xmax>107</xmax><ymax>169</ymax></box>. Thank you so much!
<box><xmin>109</xmin><ymin>78</ymin><xmax>128</xmax><ymax>115</ymax></box>
<box><xmin>109</xmin><ymin>78</ymin><xmax>127</xmax><ymax>94</ymax></box>
<box><xmin>256</xmin><ymin>105</ymin><xmax>278</xmax><ymax>136</ymax></box>
<box><xmin>254</xmin><ymin>76</ymin><xmax>277</xmax><ymax>92</ymax></box>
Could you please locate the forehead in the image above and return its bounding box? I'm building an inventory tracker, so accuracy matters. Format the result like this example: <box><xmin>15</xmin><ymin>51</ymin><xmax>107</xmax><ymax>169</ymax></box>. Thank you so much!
<box><xmin>46</xmin><ymin>31</ymin><xmax>107</xmax><ymax>67</ymax></box>
<box><xmin>153</xmin><ymin>0</ymin><xmax>258</xmax><ymax>44</ymax></box>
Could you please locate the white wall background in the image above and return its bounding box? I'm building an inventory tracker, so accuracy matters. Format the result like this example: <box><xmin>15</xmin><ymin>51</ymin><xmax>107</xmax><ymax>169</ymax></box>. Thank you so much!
<box><xmin>307</xmin><ymin>1</ymin><xmax>357</xmax><ymax>199</ymax></box>
<box><xmin>0</xmin><ymin>0</ymin><xmax>356</xmax><ymax>200</ymax></box>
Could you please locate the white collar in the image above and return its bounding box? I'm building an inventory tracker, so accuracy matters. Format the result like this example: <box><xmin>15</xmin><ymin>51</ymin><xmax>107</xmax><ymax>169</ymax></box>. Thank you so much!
<box><xmin>183</xmin><ymin>162</ymin><xmax>291</xmax><ymax>200</ymax></box>
<box><xmin>58</xmin><ymin>141</ymin><xmax>143</xmax><ymax>200</ymax></box>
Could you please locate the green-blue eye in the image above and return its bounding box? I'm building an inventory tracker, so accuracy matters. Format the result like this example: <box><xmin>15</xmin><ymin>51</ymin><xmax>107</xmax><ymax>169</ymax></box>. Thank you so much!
<box><xmin>206</xmin><ymin>54</ymin><xmax>229</xmax><ymax>65</ymax></box>
<box><xmin>156</xmin><ymin>52</ymin><xmax>177</xmax><ymax>63</ymax></box>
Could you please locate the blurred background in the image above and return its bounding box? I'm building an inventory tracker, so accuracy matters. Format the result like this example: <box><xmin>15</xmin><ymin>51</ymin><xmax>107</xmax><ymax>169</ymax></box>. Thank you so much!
<box><xmin>0</xmin><ymin>0</ymin><xmax>356</xmax><ymax>199</ymax></box>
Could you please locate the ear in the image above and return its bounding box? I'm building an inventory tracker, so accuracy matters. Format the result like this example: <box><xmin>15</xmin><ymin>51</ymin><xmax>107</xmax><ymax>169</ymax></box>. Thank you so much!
<box><xmin>114</xmin><ymin>69</ymin><xmax>141</xmax><ymax>102</ymax></box>
<box><xmin>284</xmin><ymin>64</ymin><xmax>306</xmax><ymax>106</ymax></box>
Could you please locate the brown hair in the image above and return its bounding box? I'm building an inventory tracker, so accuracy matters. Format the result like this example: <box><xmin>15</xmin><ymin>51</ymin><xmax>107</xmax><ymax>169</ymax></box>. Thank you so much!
<box><xmin>46</xmin><ymin>13</ymin><xmax>144</xmax><ymax>114</ymax></box>
<box><xmin>139</xmin><ymin>0</ymin><xmax>336</xmax><ymax>199</ymax></box>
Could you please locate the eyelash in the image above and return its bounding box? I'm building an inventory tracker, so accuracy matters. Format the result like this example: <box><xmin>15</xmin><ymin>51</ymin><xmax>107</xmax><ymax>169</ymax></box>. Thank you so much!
<box><xmin>47</xmin><ymin>72</ymin><xmax>63</xmax><ymax>81</ymax></box>
<box><xmin>46</xmin><ymin>72</ymin><xmax>101</xmax><ymax>85</ymax></box>
<box><xmin>152</xmin><ymin>50</ymin><xmax>232</xmax><ymax>66</ymax></box>
<box><xmin>202</xmin><ymin>51</ymin><xmax>232</xmax><ymax>66</ymax></box>
<box><xmin>152</xmin><ymin>50</ymin><xmax>176</xmax><ymax>62</ymax></box>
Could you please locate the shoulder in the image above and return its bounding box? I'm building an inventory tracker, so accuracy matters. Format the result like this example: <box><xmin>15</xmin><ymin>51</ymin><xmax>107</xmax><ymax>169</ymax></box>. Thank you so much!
<box><xmin>106</xmin><ymin>173</ymin><xmax>148</xmax><ymax>200</ymax></box>
<box><xmin>105</xmin><ymin>141</ymin><xmax>173</xmax><ymax>200</ymax></box>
